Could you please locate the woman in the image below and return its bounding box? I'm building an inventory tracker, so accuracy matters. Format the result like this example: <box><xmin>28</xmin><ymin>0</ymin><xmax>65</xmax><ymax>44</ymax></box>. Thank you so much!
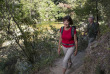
<box><xmin>58</xmin><ymin>15</ymin><xmax>78</xmax><ymax>74</ymax></box>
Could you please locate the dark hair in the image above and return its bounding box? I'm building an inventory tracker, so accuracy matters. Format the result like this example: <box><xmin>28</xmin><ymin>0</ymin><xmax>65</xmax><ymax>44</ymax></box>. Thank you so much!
<box><xmin>63</xmin><ymin>15</ymin><xmax>73</xmax><ymax>25</ymax></box>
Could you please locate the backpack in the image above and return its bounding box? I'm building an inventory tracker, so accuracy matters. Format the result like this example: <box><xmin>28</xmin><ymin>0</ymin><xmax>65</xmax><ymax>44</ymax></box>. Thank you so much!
<box><xmin>60</xmin><ymin>26</ymin><xmax>78</xmax><ymax>46</ymax></box>
<box><xmin>87</xmin><ymin>22</ymin><xmax>99</xmax><ymax>37</ymax></box>
<box><xmin>61</xmin><ymin>26</ymin><xmax>76</xmax><ymax>39</ymax></box>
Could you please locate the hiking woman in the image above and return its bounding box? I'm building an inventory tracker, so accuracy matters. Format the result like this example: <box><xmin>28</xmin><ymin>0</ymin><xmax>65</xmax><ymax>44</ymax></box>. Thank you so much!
<box><xmin>58</xmin><ymin>15</ymin><xmax>78</xmax><ymax>74</ymax></box>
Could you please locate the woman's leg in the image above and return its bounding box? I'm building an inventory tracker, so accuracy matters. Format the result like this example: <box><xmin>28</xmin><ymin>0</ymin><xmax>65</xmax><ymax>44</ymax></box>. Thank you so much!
<box><xmin>68</xmin><ymin>57</ymin><xmax>72</xmax><ymax>68</ymax></box>
<box><xmin>62</xmin><ymin>46</ymin><xmax>75</xmax><ymax>74</ymax></box>
<box><xmin>68</xmin><ymin>57</ymin><xmax>72</xmax><ymax>63</ymax></box>
<box><xmin>62</xmin><ymin>46</ymin><xmax>68</xmax><ymax>74</ymax></box>
<box><xmin>62</xmin><ymin>46</ymin><xmax>68</xmax><ymax>55</ymax></box>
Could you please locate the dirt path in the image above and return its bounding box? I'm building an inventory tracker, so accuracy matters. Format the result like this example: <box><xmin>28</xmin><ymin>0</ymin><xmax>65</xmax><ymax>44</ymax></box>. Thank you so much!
<box><xmin>49</xmin><ymin>51</ymin><xmax>86</xmax><ymax>74</ymax></box>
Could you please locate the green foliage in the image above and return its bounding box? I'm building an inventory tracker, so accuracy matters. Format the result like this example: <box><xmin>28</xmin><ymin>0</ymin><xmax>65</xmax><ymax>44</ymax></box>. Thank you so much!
<box><xmin>95</xmin><ymin>64</ymin><xmax>105</xmax><ymax>74</ymax></box>
<box><xmin>78</xmin><ymin>35</ymin><xmax>88</xmax><ymax>51</ymax></box>
<box><xmin>30</xmin><ymin>25</ymin><xmax>60</xmax><ymax>73</ymax></box>
<box><xmin>98</xmin><ymin>0</ymin><xmax>110</xmax><ymax>21</ymax></box>
<box><xmin>100</xmin><ymin>24</ymin><xmax>110</xmax><ymax>35</ymax></box>
<box><xmin>0</xmin><ymin>25</ymin><xmax>59</xmax><ymax>73</ymax></box>
<box><xmin>107</xmin><ymin>48</ymin><xmax>110</xmax><ymax>50</ymax></box>
<box><xmin>0</xmin><ymin>54</ymin><xmax>19</xmax><ymax>74</ymax></box>
<box><xmin>1</xmin><ymin>0</ymin><xmax>110</xmax><ymax>73</ymax></box>
<box><xmin>73</xmin><ymin>0</ymin><xmax>97</xmax><ymax>22</ymax></box>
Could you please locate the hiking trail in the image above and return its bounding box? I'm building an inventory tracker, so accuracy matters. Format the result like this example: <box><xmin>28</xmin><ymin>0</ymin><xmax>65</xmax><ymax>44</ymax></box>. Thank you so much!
<box><xmin>48</xmin><ymin>51</ymin><xmax>86</xmax><ymax>74</ymax></box>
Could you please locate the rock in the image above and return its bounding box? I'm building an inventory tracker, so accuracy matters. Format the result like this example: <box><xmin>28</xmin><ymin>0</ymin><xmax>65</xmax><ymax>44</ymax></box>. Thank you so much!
<box><xmin>82</xmin><ymin>32</ymin><xmax>110</xmax><ymax>74</ymax></box>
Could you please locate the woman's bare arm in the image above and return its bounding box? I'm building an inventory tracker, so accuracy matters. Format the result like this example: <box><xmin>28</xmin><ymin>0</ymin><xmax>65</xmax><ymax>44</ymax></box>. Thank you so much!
<box><xmin>58</xmin><ymin>32</ymin><xmax>62</xmax><ymax>55</ymax></box>
<box><xmin>74</xmin><ymin>33</ymin><xmax>78</xmax><ymax>56</ymax></box>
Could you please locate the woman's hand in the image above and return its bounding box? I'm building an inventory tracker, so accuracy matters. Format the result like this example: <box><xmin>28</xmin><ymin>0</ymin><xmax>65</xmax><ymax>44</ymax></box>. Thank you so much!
<box><xmin>74</xmin><ymin>49</ymin><xmax>77</xmax><ymax>56</ymax></box>
<box><xmin>58</xmin><ymin>48</ymin><xmax>61</xmax><ymax>55</ymax></box>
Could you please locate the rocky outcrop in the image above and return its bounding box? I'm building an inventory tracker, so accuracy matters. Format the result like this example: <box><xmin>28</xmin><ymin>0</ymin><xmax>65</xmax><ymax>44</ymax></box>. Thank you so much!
<box><xmin>71</xmin><ymin>32</ymin><xmax>110</xmax><ymax>74</ymax></box>
<box><xmin>82</xmin><ymin>32</ymin><xmax>110</xmax><ymax>74</ymax></box>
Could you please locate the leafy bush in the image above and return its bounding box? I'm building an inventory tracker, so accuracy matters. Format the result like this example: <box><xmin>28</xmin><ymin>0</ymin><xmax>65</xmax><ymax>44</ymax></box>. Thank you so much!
<box><xmin>0</xmin><ymin>25</ymin><xmax>60</xmax><ymax>74</ymax></box>
<box><xmin>100</xmin><ymin>24</ymin><xmax>110</xmax><ymax>35</ymax></box>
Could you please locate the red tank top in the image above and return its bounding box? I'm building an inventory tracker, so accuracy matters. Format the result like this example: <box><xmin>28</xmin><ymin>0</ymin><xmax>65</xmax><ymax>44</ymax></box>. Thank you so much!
<box><xmin>60</xmin><ymin>27</ymin><xmax>76</xmax><ymax>48</ymax></box>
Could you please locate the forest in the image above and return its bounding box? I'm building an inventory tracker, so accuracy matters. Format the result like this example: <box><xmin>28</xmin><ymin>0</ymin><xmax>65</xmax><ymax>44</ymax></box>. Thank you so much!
<box><xmin>0</xmin><ymin>0</ymin><xmax>110</xmax><ymax>74</ymax></box>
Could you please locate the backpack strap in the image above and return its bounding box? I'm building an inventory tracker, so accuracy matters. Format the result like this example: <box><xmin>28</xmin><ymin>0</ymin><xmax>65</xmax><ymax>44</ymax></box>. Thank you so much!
<box><xmin>61</xmin><ymin>26</ymin><xmax>76</xmax><ymax>39</ymax></box>
<box><xmin>71</xmin><ymin>26</ymin><xmax>76</xmax><ymax>38</ymax></box>
<box><xmin>61</xmin><ymin>26</ymin><xmax>64</xmax><ymax>35</ymax></box>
